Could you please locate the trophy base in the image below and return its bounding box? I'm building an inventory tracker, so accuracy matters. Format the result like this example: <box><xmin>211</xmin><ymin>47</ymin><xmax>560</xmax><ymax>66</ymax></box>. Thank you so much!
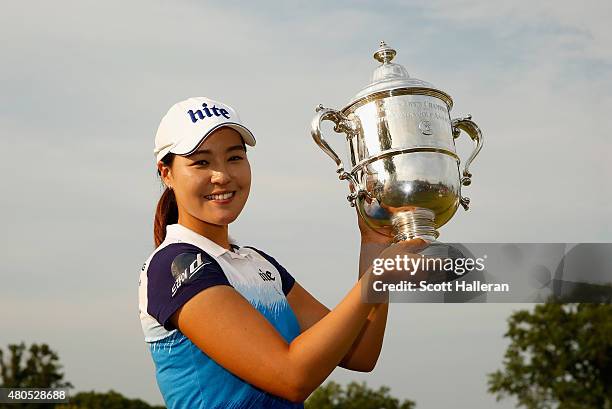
<box><xmin>391</xmin><ymin>208</ymin><xmax>439</xmax><ymax>243</ymax></box>
<box><xmin>390</xmin><ymin>211</ymin><xmax>468</xmax><ymax>280</ymax></box>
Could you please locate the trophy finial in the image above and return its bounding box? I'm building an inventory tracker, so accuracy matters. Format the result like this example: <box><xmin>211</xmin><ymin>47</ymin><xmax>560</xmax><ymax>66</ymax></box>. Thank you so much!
<box><xmin>373</xmin><ymin>41</ymin><xmax>396</xmax><ymax>64</ymax></box>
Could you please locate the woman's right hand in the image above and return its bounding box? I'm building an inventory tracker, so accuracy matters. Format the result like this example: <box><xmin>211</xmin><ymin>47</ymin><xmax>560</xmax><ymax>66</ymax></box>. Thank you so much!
<box><xmin>367</xmin><ymin>238</ymin><xmax>431</xmax><ymax>285</ymax></box>
<box><xmin>376</xmin><ymin>238</ymin><xmax>429</xmax><ymax>261</ymax></box>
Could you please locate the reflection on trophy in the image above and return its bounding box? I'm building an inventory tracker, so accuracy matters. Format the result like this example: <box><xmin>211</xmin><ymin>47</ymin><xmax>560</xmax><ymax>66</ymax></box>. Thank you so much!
<box><xmin>311</xmin><ymin>41</ymin><xmax>484</xmax><ymax>242</ymax></box>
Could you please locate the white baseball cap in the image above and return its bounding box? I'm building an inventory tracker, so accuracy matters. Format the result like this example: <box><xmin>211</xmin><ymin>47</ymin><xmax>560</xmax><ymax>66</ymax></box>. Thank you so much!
<box><xmin>154</xmin><ymin>97</ymin><xmax>256</xmax><ymax>162</ymax></box>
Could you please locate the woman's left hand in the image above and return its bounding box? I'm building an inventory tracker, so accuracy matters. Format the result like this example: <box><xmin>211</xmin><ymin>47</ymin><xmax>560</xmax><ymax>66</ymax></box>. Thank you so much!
<box><xmin>356</xmin><ymin>209</ymin><xmax>394</xmax><ymax>245</ymax></box>
<box><xmin>348</xmin><ymin>181</ymin><xmax>393</xmax><ymax>244</ymax></box>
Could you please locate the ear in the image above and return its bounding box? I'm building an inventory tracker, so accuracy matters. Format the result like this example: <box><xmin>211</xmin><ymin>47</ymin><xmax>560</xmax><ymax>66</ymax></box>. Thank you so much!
<box><xmin>157</xmin><ymin>160</ymin><xmax>173</xmax><ymax>189</ymax></box>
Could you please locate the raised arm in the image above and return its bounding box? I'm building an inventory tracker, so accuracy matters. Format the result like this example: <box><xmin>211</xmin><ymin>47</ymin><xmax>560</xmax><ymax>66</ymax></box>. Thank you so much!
<box><xmin>285</xmin><ymin>236</ymin><xmax>427</xmax><ymax>372</ymax></box>
<box><xmin>171</xmin><ymin>267</ymin><xmax>376</xmax><ymax>402</ymax></box>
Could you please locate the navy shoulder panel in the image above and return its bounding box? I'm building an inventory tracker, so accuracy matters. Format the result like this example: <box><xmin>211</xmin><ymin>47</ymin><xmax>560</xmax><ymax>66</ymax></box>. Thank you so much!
<box><xmin>147</xmin><ymin>243</ymin><xmax>231</xmax><ymax>330</ymax></box>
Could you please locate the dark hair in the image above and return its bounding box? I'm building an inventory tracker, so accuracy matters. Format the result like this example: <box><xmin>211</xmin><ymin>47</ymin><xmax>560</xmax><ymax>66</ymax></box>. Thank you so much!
<box><xmin>152</xmin><ymin>137</ymin><xmax>248</xmax><ymax>247</ymax></box>
<box><xmin>154</xmin><ymin>153</ymin><xmax>177</xmax><ymax>247</ymax></box>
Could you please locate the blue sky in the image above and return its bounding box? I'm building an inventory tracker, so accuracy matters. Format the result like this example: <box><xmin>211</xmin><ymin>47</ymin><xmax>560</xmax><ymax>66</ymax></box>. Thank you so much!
<box><xmin>1</xmin><ymin>1</ymin><xmax>610</xmax><ymax>408</ymax></box>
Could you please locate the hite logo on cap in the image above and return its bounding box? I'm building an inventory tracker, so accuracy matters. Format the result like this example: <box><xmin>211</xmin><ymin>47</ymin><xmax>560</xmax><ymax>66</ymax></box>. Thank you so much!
<box><xmin>188</xmin><ymin>102</ymin><xmax>231</xmax><ymax>123</ymax></box>
<box><xmin>171</xmin><ymin>252</ymin><xmax>212</xmax><ymax>297</ymax></box>
<box><xmin>154</xmin><ymin>96</ymin><xmax>257</xmax><ymax>162</ymax></box>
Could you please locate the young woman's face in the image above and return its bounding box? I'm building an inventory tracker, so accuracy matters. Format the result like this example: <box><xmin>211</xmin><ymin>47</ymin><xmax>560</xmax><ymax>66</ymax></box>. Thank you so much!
<box><xmin>162</xmin><ymin>127</ymin><xmax>251</xmax><ymax>227</ymax></box>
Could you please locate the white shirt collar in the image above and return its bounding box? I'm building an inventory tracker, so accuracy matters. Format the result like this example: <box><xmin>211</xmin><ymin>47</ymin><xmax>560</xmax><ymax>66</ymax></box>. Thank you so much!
<box><xmin>165</xmin><ymin>223</ymin><xmax>242</xmax><ymax>259</ymax></box>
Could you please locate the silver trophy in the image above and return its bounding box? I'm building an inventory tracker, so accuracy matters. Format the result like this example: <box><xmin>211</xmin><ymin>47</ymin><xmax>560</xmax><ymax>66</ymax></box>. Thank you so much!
<box><xmin>311</xmin><ymin>41</ymin><xmax>483</xmax><ymax>242</ymax></box>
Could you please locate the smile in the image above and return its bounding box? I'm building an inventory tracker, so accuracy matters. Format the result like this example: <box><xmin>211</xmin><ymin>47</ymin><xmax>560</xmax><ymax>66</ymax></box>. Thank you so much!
<box><xmin>205</xmin><ymin>191</ymin><xmax>235</xmax><ymax>201</ymax></box>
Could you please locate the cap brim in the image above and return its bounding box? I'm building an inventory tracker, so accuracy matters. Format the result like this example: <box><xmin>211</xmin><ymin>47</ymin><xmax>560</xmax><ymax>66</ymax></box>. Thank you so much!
<box><xmin>171</xmin><ymin>122</ymin><xmax>256</xmax><ymax>157</ymax></box>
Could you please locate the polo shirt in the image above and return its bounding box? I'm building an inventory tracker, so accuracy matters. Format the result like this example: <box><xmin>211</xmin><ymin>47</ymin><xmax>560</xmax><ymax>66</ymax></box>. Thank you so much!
<box><xmin>138</xmin><ymin>223</ymin><xmax>304</xmax><ymax>409</ymax></box>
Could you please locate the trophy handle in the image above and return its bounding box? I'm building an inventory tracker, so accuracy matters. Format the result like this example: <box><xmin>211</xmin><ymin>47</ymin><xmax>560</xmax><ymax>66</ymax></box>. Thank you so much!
<box><xmin>311</xmin><ymin>104</ymin><xmax>361</xmax><ymax>201</ymax></box>
<box><xmin>452</xmin><ymin>114</ymin><xmax>484</xmax><ymax>210</ymax></box>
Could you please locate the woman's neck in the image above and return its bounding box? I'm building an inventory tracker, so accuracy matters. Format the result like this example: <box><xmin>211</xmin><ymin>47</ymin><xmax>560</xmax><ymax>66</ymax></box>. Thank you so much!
<box><xmin>177</xmin><ymin>212</ymin><xmax>231</xmax><ymax>250</ymax></box>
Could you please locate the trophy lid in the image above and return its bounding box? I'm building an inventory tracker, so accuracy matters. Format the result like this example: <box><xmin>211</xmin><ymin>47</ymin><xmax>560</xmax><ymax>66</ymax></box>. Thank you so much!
<box><xmin>351</xmin><ymin>41</ymin><xmax>439</xmax><ymax>102</ymax></box>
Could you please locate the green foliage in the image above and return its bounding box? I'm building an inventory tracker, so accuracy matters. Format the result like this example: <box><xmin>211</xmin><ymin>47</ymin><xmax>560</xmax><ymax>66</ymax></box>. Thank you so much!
<box><xmin>55</xmin><ymin>390</ymin><xmax>165</xmax><ymax>409</ymax></box>
<box><xmin>0</xmin><ymin>342</ymin><xmax>72</xmax><ymax>409</ymax></box>
<box><xmin>305</xmin><ymin>380</ymin><xmax>415</xmax><ymax>409</ymax></box>
<box><xmin>488</xmin><ymin>303</ymin><xmax>612</xmax><ymax>409</ymax></box>
<box><xmin>0</xmin><ymin>342</ymin><xmax>72</xmax><ymax>390</ymax></box>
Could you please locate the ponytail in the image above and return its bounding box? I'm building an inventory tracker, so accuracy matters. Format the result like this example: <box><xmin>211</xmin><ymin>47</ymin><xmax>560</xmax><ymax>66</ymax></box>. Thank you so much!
<box><xmin>154</xmin><ymin>154</ymin><xmax>177</xmax><ymax>247</ymax></box>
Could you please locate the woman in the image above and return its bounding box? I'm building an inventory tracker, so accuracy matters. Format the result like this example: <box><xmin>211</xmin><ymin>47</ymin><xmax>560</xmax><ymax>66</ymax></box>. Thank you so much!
<box><xmin>138</xmin><ymin>97</ymin><xmax>427</xmax><ymax>409</ymax></box>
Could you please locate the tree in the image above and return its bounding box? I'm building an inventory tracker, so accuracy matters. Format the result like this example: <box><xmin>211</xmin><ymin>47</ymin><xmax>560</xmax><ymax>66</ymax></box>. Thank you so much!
<box><xmin>55</xmin><ymin>390</ymin><xmax>165</xmax><ymax>409</ymax></box>
<box><xmin>305</xmin><ymin>381</ymin><xmax>415</xmax><ymax>409</ymax></box>
<box><xmin>0</xmin><ymin>342</ymin><xmax>72</xmax><ymax>409</ymax></box>
<box><xmin>0</xmin><ymin>342</ymin><xmax>73</xmax><ymax>389</ymax></box>
<box><xmin>488</xmin><ymin>303</ymin><xmax>612</xmax><ymax>409</ymax></box>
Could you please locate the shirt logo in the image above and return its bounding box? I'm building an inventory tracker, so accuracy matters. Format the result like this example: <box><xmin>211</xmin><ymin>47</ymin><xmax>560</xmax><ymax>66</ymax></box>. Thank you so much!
<box><xmin>188</xmin><ymin>102</ymin><xmax>230</xmax><ymax>123</ymax></box>
<box><xmin>171</xmin><ymin>252</ymin><xmax>212</xmax><ymax>297</ymax></box>
<box><xmin>258</xmin><ymin>268</ymin><xmax>276</xmax><ymax>282</ymax></box>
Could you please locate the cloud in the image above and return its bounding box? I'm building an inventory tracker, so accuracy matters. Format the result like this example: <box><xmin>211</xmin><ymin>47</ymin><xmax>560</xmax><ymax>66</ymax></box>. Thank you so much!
<box><xmin>412</xmin><ymin>0</ymin><xmax>612</xmax><ymax>71</ymax></box>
